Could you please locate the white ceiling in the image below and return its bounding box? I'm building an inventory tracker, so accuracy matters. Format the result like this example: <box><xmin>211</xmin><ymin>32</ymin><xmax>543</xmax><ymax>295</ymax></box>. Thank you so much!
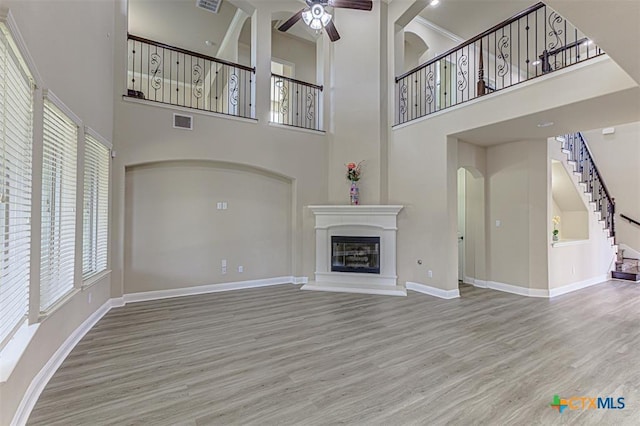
<box><xmin>419</xmin><ymin>0</ymin><xmax>532</xmax><ymax>40</ymax></box>
<box><xmin>128</xmin><ymin>0</ymin><xmax>238</xmax><ymax>56</ymax></box>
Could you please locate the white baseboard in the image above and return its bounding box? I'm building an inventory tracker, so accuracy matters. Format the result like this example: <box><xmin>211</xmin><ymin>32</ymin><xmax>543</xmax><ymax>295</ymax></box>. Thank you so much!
<box><xmin>12</xmin><ymin>299</ymin><xmax>112</xmax><ymax>426</ymax></box>
<box><xmin>292</xmin><ymin>276</ymin><xmax>308</xmax><ymax>285</ymax></box>
<box><xmin>463</xmin><ymin>276</ymin><xmax>488</xmax><ymax>288</ymax></box>
<box><xmin>406</xmin><ymin>282</ymin><xmax>460</xmax><ymax>299</ymax></box>
<box><xmin>123</xmin><ymin>276</ymin><xmax>297</xmax><ymax>304</ymax></box>
<box><xmin>486</xmin><ymin>276</ymin><xmax>609</xmax><ymax>298</ymax></box>
<box><xmin>548</xmin><ymin>275</ymin><xmax>608</xmax><ymax>297</ymax></box>
<box><xmin>486</xmin><ymin>281</ymin><xmax>549</xmax><ymax>298</ymax></box>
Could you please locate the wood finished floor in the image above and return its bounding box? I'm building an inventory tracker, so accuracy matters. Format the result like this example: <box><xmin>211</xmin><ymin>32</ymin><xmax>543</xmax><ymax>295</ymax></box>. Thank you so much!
<box><xmin>29</xmin><ymin>281</ymin><xmax>640</xmax><ymax>425</ymax></box>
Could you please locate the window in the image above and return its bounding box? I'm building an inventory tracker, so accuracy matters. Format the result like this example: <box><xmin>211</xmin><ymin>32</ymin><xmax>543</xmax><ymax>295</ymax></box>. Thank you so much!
<box><xmin>0</xmin><ymin>24</ymin><xmax>34</xmax><ymax>347</ymax></box>
<box><xmin>40</xmin><ymin>98</ymin><xmax>78</xmax><ymax>311</ymax></box>
<box><xmin>82</xmin><ymin>131</ymin><xmax>110</xmax><ymax>280</ymax></box>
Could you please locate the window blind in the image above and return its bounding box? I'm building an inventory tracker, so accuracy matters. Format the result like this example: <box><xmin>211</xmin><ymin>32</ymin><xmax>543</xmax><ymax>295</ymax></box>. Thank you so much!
<box><xmin>40</xmin><ymin>99</ymin><xmax>77</xmax><ymax>311</ymax></box>
<box><xmin>0</xmin><ymin>25</ymin><xmax>33</xmax><ymax>348</ymax></box>
<box><xmin>82</xmin><ymin>133</ymin><xmax>109</xmax><ymax>279</ymax></box>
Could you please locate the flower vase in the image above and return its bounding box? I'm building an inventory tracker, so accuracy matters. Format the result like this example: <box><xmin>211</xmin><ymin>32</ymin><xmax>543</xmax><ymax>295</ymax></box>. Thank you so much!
<box><xmin>552</xmin><ymin>233</ymin><xmax>559</xmax><ymax>242</ymax></box>
<box><xmin>349</xmin><ymin>181</ymin><xmax>359</xmax><ymax>205</ymax></box>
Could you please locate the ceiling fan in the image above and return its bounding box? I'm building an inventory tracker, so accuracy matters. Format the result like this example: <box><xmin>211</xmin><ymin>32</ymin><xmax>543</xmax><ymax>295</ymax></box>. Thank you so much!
<box><xmin>278</xmin><ymin>0</ymin><xmax>373</xmax><ymax>42</ymax></box>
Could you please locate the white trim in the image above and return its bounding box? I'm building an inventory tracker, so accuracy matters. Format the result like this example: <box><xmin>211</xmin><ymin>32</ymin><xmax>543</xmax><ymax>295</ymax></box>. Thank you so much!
<box><xmin>413</xmin><ymin>16</ymin><xmax>464</xmax><ymax>43</ymax></box>
<box><xmin>0</xmin><ymin>8</ymin><xmax>44</xmax><ymax>87</ymax></box>
<box><xmin>551</xmin><ymin>239</ymin><xmax>589</xmax><ymax>247</ymax></box>
<box><xmin>82</xmin><ymin>270</ymin><xmax>112</xmax><ymax>290</ymax></box>
<box><xmin>548</xmin><ymin>275</ymin><xmax>608</xmax><ymax>298</ymax></box>
<box><xmin>122</xmin><ymin>96</ymin><xmax>258</xmax><ymax>124</ymax></box>
<box><xmin>123</xmin><ymin>277</ymin><xmax>295</xmax><ymax>304</ymax></box>
<box><xmin>302</xmin><ymin>282</ymin><xmax>407</xmax><ymax>297</ymax></box>
<box><xmin>268</xmin><ymin>121</ymin><xmax>325</xmax><ymax>135</ymax></box>
<box><xmin>308</xmin><ymin>205</ymin><xmax>404</xmax><ymax>215</ymax></box>
<box><xmin>486</xmin><ymin>281</ymin><xmax>549</xmax><ymax>298</ymax></box>
<box><xmin>43</xmin><ymin>89</ymin><xmax>82</xmax><ymax>127</ymax></box>
<box><xmin>406</xmin><ymin>282</ymin><xmax>460</xmax><ymax>299</ymax></box>
<box><xmin>84</xmin><ymin>126</ymin><xmax>112</xmax><ymax>149</ymax></box>
<box><xmin>292</xmin><ymin>276</ymin><xmax>308</xmax><ymax>285</ymax></box>
<box><xmin>463</xmin><ymin>276</ymin><xmax>487</xmax><ymax>288</ymax></box>
<box><xmin>11</xmin><ymin>299</ymin><xmax>112</xmax><ymax>426</ymax></box>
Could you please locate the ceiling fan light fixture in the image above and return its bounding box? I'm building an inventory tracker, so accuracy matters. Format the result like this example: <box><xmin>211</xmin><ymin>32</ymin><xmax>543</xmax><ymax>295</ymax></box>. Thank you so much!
<box><xmin>302</xmin><ymin>3</ymin><xmax>332</xmax><ymax>30</ymax></box>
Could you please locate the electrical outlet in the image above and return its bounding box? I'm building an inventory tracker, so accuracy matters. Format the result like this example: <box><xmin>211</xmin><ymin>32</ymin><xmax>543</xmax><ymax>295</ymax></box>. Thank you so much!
<box><xmin>88</xmin><ymin>292</ymin><xmax>92</xmax><ymax>304</ymax></box>
<box><xmin>428</xmin><ymin>270</ymin><xmax>433</xmax><ymax>278</ymax></box>
<box><xmin>238</xmin><ymin>265</ymin><xmax>243</xmax><ymax>273</ymax></box>
<box><xmin>495</xmin><ymin>220</ymin><xmax>501</xmax><ymax>227</ymax></box>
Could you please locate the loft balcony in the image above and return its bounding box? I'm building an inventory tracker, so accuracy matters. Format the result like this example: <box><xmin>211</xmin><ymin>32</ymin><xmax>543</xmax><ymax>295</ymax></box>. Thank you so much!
<box><xmin>395</xmin><ymin>2</ymin><xmax>605</xmax><ymax>125</ymax></box>
<box><xmin>126</xmin><ymin>34</ymin><xmax>324</xmax><ymax>132</ymax></box>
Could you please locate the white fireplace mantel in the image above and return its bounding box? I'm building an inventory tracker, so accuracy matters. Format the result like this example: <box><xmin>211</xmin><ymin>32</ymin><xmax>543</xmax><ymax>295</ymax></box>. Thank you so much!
<box><xmin>305</xmin><ymin>205</ymin><xmax>405</xmax><ymax>296</ymax></box>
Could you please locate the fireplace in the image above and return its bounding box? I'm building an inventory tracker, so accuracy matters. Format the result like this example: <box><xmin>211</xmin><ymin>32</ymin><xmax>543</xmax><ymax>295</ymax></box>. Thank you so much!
<box><xmin>306</xmin><ymin>205</ymin><xmax>404</xmax><ymax>296</ymax></box>
<box><xmin>331</xmin><ymin>236</ymin><xmax>380</xmax><ymax>274</ymax></box>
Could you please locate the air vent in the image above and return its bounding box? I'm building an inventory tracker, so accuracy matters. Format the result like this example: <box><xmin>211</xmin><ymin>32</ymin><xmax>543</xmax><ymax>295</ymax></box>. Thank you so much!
<box><xmin>173</xmin><ymin>113</ymin><xmax>193</xmax><ymax>130</ymax></box>
<box><xmin>196</xmin><ymin>0</ymin><xmax>222</xmax><ymax>14</ymax></box>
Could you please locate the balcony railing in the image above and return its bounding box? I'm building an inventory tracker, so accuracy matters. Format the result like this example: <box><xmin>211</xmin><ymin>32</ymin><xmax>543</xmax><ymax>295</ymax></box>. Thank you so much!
<box><xmin>395</xmin><ymin>2</ymin><xmax>604</xmax><ymax>125</ymax></box>
<box><xmin>270</xmin><ymin>74</ymin><xmax>323</xmax><ymax>131</ymax></box>
<box><xmin>127</xmin><ymin>34</ymin><xmax>255</xmax><ymax>119</ymax></box>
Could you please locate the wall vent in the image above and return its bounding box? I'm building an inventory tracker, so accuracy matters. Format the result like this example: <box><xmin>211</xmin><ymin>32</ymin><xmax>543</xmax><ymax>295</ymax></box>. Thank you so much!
<box><xmin>196</xmin><ymin>0</ymin><xmax>222</xmax><ymax>14</ymax></box>
<box><xmin>173</xmin><ymin>113</ymin><xmax>193</xmax><ymax>130</ymax></box>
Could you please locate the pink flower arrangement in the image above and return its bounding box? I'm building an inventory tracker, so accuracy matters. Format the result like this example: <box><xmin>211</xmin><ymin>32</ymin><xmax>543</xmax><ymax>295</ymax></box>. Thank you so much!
<box><xmin>346</xmin><ymin>161</ymin><xmax>363</xmax><ymax>182</ymax></box>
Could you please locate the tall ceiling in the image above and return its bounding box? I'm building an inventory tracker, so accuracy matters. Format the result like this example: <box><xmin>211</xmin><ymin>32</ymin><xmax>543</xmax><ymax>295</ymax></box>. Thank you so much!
<box><xmin>418</xmin><ymin>0</ymin><xmax>532</xmax><ymax>40</ymax></box>
<box><xmin>128</xmin><ymin>0</ymin><xmax>238</xmax><ymax>56</ymax></box>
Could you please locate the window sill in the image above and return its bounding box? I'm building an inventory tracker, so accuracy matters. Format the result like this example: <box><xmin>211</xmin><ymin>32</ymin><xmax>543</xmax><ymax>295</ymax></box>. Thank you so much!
<box><xmin>552</xmin><ymin>239</ymin><xmax>589</xmax><ymax>247</ymax></box>
<box><xmin>0</xmin><ymin>320</ymin><xmax>40</xmax><ymax>383</ymax></box>
<box><xmin>38</xmin><ymin>288</ymin><xmax>81</xmax><ymax>322</ymax></box>
<box><xmin>82</xmin><ymin>269</ymin><xmax>111</xmax><ymax>290</ymax></box>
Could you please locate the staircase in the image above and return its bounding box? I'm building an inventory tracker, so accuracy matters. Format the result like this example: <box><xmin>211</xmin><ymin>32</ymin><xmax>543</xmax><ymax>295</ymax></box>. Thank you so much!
<box><xmin>613</xmin><ymin>249</ymin><xmax>640</xmax><ymax>282</ymax></box>
<box><xmin>557</xmin><ymin>133</ymin><xmax>640</xmax><ymax>282</ymax></box>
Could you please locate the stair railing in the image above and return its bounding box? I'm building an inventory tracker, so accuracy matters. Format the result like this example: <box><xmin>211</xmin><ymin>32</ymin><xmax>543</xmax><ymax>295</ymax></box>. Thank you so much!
<box><xmin>620</xmin><ymin>214</ymin><xmax>640</xmax><ymax>227</ymax></box>
<box><xmin>561</xmin><ymin>132</ymin><xmax>615</xmax><ymax>238</ymax></box>
<box><xmin>395</xmin><ymin>2</ymin><xmax>604</xmax><ymax>125</ymax></box>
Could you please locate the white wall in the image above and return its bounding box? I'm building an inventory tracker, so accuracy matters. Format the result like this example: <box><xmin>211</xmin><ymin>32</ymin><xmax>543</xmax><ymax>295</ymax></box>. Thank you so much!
<box><xmin>124</xmin><ymin>161</ymin><xmax>292</xmax><ymax>293</ymax></box>
<box><xmin>0</xmin><ymin>0</ymin><xmax>115</xmax><ymax>423</ymax></box>
<box><xmin>583</xmin><ymin>121</ymin><xmax>640</xmax><ymax>252</ymax></box>
<box><xmin>486</xmin><ymin>140</ymin><xmax>548</xmax><ymax>289</ymax></box>
<box><xmin>271</xmin><ymin>29</ymin><xmax>316</xmax><ymax>84</ymax></box>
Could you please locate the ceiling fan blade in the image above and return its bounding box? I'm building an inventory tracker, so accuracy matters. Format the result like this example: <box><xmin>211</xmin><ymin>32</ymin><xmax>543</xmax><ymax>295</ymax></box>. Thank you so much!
<box><xmin>278</xmin><ymin>9</ymin><xmax>305</xmax><ymax>32</ymax></box>
<box><xmin>325</xmin><ymin>20</ymin><xmax>341</xmax><ymax>42</ymax></box>
<box><xmin>328</xmin><ymin>0</ymin><xmax>373</xmax><ymax>11</ymax></box>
